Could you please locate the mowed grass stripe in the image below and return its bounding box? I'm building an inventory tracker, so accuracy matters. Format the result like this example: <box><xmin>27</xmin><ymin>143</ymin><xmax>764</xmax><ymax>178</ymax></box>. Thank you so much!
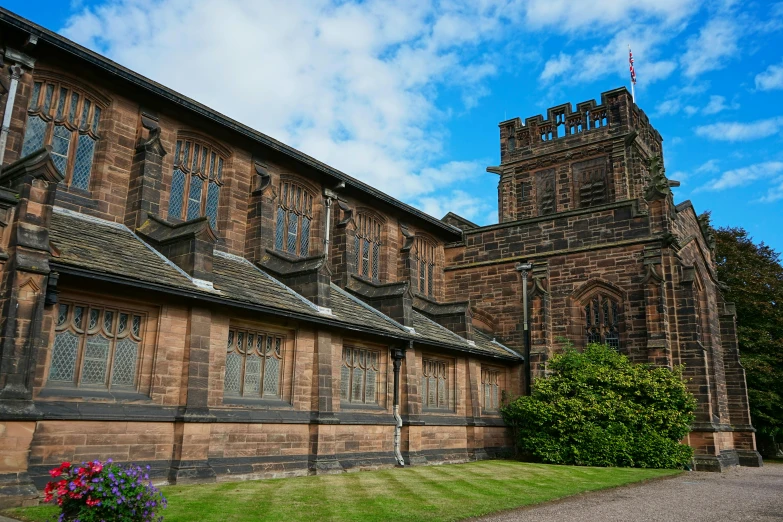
<box><xmin>4</xmin><ymin>460</ymin><xmax>680</xmax><ymax>522</ymax></box>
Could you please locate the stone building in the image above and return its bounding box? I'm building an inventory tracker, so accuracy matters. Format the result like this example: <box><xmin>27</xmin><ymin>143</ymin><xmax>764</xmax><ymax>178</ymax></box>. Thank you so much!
<box><xmin>0</xmin><ymin>7</ymin><xmax>760</xmax><ymax>507</ymax></box>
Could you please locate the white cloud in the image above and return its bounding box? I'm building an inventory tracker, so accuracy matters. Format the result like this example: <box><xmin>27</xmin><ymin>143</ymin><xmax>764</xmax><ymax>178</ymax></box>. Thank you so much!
<box><xmin>680</xmin><ymin>18</ymin><xmax>740</xmax><ymax>77</ymax></box>
<box><xmin>523</xmin><ymin>0</ymin><xmax>698</xmax><ymax>30</ymax></box>
<box><xmin>540</xmin><ymin>53</ymin><xmax>572</xmax><ymax>82</ymax></box>
<box><xmin>684</xmin><ymin>105</ymin><xmax>699</xmax><ymax>116</ymax></box>
<box><xmin>759</xmin><ymin>176</ymin><xmax>783</xmax><ymax>203</ymax></box>
<box><xmin>702</xmin><ymin>95</ymin><xmax>735</xmax><ymax>115</ymax></box>
<box><xmin>60</xmin><ymin>0</ymin><xmax>511</xmax><ymax>205</ymax></box>
<box><xmin>699</xmin><ymin>161</ymin><xmax>783</xmax><ymax>192</ymax></box>
<box><xmin>656</xmin><ymin>99</ymin><xmax>681</xmax><ymax>116</ymax></box>
<box><xmin>755</xmin><ymin>61</ymin><xmax>783</xmax><ymax>91</ymax></box>
<box><xmin>416</xmin><ymin>189</ymin><xmax>493</xmax><ymax>223</ymax></box>
<box><xmin>694</xmin><ymin>117</ymin><xmax>783</xmax><ymax>141</ymax></box>
<box><xmin>695</xmin><ymin>159</ymin><xmax>720</xmax><ymax>174</ymax></box>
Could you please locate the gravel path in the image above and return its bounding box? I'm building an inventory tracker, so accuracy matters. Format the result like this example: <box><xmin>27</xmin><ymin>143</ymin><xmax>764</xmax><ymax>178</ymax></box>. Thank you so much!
<box><xmin>476</xmin><ymin>463</ymin><xmax>783</xmax><ymax>522</ymax></box>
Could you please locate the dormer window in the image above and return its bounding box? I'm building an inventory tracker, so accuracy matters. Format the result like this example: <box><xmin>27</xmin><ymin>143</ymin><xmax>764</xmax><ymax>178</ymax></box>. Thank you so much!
<box><xmin>21</xmin><ymin>80</ymin><xmax>103</xmax><ymax>191</ymax></box>
<box><xmin>275</xmin><ymin>180</ymin><xmax>313</xmax><ymax>257</ymax></box>
<box><xmin>168</xmin><ymin>138</ymin><xmax>225</xmax><ymax>229</ymax></box>
<box><xmin>353</xmin><ymin>212</ymin><xmax>382</xmax><ymax>282</ymax></box>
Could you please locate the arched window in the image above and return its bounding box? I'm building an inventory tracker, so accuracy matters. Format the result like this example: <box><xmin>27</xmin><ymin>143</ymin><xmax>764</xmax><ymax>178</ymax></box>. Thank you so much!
<box><xmin>224</xmin><ymin>328</ymin><xmax>284</xmax><ymax>399</ymax></box>
<box><xmin>275</xmin><ymin>180</ymin><xmax>313</xmax><ymax>257</ymax></box>
<box><xmin>583</xmin><ymin>292</ymin><xmax>621</xmax><ymax>349</ymax></box>
<box><xmin>353</xmin><ymin>212</ymin><xmax>382</xmax><ymax>282</ymax></box>
<box><xmin>21</xmin><ymin>80</ymin><xmax>103</xmax><ymax>191</ymax></box>
<box><xmin>168</xmin><ymin>138</ymin><xmax>225</xmax><ymax>229</ymax></box>
<box><xmin>412</xmin><ymin>236</ymin><xmax>437</xmax><ymax>298</ymax></box>
<box><xmin>48</xmin><ymin>301</ymin><xmax>145</xmax><ymax>390</ymax></box>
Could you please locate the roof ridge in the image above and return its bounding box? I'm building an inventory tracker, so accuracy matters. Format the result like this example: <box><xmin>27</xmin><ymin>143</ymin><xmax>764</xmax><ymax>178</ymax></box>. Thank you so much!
<box><xmin>411</xmin><ymin>309</ymin><xmax>470</xmax><ymax>346</ymax></box>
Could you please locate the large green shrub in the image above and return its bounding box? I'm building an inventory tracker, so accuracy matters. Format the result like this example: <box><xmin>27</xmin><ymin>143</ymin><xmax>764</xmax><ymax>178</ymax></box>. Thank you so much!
<box><xmin>501</xmin><ymin>343</ymin><xmax>696</xmax><ymax>469</ymax></box>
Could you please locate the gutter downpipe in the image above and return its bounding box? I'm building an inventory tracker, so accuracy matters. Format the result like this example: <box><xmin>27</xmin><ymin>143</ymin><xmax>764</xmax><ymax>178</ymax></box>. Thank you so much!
<box><xmin>0</xmin><ymin>64</ymin><xmax>23</xmax><ymax>169</ymax></box>
<box><xmin>392</xmin><ymin>345</ymin><xmax>406</xmax><ymax>466</ymax></box>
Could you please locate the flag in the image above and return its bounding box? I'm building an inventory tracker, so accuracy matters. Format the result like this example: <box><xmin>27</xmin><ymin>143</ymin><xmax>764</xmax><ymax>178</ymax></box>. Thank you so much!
<box><xmin>629</xmin><ymin>46</ymin><xmax>637</xmax><ymax>85</ymax></box>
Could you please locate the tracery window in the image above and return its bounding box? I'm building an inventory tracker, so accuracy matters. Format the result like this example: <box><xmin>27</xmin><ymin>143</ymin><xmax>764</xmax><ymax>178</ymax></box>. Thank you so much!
<box><xmin>275</xmin><ymin>180</ymin><xmax>313</xmax><ymax>257</ymax></box>
<box><xmin>48</xmin><ymin>301</ymin><xmax>144</xmax><ymax>389</ymax></box>
<box><xmin>223</xmin><ymin>328</ymin><xmax>283</xmax><ymax>399</ymax></box>
<box><xmin>584</xmin><ymin>293</ymin><xmax>621</xmax><ymax>349</ymax></box>
<box><xmin>21</xmin><ymin>80</ymin><xmax>103</xmax><ymax>191</ymax></box>
<box><xmin>481</xmin><ymin>368</ymin><xmax>500</xmax><ymax>412</ymax></box>
<box><xmin>411</xmin><ymin>237</ymin><xmax>437</xmax><ymax>298</ymax></box>
<box><xmin>168</xmin><ymin>138</ymin><xmax>224</xmax><ymax>229</ymax></box>
<box><xmin>353</xmin><ymin>213</ymin><xmax>382</xmax><ymax>282</ymax></box>
<box><xmin>573</xmin><ymin>158</ymin><xmax>608</xmax><ymax>208</ymax></box>
<box><xmin>340</xmin><ymin>347</ymin><xmax>379</xmax><ymax>404</ymax></box>
<box><xmin>421</xmin><ymin>357</ymin><xmax>449</xmax><ymax>410</ymax></box>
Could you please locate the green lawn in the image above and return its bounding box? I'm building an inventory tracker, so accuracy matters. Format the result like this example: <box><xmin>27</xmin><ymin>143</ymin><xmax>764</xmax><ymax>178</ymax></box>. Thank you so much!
<box><xmin>4</xmin><ymin>461</ymin><xmax>679</xmax><ymax>522</ymax></box>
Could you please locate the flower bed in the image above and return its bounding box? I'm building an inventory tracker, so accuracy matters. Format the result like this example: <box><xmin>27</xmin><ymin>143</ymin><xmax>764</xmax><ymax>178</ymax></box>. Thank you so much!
<box><xmin>43</xmin><ymin>459</ymin><xmax>166</xmax><ymax>521</ymax></box>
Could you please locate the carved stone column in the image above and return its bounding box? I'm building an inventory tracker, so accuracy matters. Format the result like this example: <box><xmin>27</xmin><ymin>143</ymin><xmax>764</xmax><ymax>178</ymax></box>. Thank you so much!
<box><xmin>124</xmin><ymin>113</ymin><xmax>167</xmax><ymax>232</ymax></box>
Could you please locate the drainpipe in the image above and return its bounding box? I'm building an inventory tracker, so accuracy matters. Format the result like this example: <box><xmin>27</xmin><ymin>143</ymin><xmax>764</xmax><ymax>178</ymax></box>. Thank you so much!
<box><xmin>0</xmin><ymin>64</ymin><xmax>23</xmax><ymax>169</ymax></box>
<box><xmin>392</xmin><ymin>346</ymin><xmax>406</xmax><ymax>466</ymax></box>
<box><xmin>323</xmin><ymin>182</ymin><xmax>345</xmax><ymax>257</ymax></box>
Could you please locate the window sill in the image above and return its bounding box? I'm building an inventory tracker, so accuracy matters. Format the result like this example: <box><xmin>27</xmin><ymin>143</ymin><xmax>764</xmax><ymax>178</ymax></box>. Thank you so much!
<box><xmin>422</xmin><ymin>408</ymin><xmax>456</xmax><ymax>414</ymax></box>
<box><xmin>339</xmin><ymin>402</ymin><xmax>386</xmax><ymax>412</ymax></box>
<box><xmin>38</xmin><ymin>386</ymin><xmax>150</xmax><ymax>402</ymax></box>
<box><xmin>221</xmin><ymin>397</ymin><xmax>291</xmax><ymax>409</ymax></box>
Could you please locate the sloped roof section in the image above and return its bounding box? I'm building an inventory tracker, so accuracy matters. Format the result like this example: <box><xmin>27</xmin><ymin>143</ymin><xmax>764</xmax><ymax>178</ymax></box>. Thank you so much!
<box><xmin>412</xmin><ymin>311</ymin><xmax>520</xmax><ymax>359</ymax></box>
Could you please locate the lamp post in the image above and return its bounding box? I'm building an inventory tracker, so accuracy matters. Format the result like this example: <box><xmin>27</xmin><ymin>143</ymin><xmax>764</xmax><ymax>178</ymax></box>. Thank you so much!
<box><xmin>516</xmin><ymin>262</ymin><xmax>532</xmax><ymax>396</ymax></box>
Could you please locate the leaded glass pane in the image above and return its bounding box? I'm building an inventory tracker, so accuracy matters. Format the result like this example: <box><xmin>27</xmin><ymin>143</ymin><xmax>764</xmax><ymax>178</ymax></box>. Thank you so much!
<box><xmin>182</xmin><ymin>141</ymin><xmax>190</xmax><ymax>167</ymax></box>
<box><xmin>21</xmin><ymin>115</ymin><xmax>47</xmax><ymax>157</ymax></box>
<box><xmin>372</xmin><ymin>243</ymin><xmax>379</xmax><ymax>281</ymax></box>
<box><xmin>209</xmin><ymin>152</ymin><xmax>216</xmax><ymax>177</ymax></box>
<box><xmin>192</xmin><ymin>144</ymin><xmax>200</xmax><ymax>171</ymax></box>
<box><xmin>79</xmin><ymin>99</ymin><xmax>91</xmax><ymax>129</ymax></box>
<box><xmin>217</xmin><ymin>157</ymin><xmax>224</xmax><ymax>180</ymax></box>
<box><xmin>427</xmin><ymin>263</ymin><xmax>434</xmax><ymax>296</ymax></box>
<box><xmin>353</xmin><ymin>236</ymin><xmax>360</xmax><ymax>273</ymax></box>
<box><xmin>419</xmin><ymin>259</ymin><xmax>426</xmax><ymax>293</ymax></box>
<box><xmin>72</xmin><ymin>135</ymin><xmax>96</xmax><ymax>191</ymax></box>
<box><xmin>57</xmin><ymin>304</ymin><xmax>68</xmax><ymax>326</ymax></box>
<box><xmin>55</xmin><ymin>87</ymin><xmax>67</xmax><ymax>120</ymax></box>
<box><xmin>201</xmin><ymin>147</ymin><xmax>208</xmax><ymax>173</ymax></box>
<box><xmin>92</xmin><ymin>107</ymin><xmax>101</xmax><ymax>134</ymax></box>
<box><xmin>365</xmin><ymin>369</ymin><xmax>377</xmax><ymax>404</ymax></box>
<box><xmin>340</xmin><ymin>364</ymin><xmax>350</xmax><ymax>400</ymax></box>
<box><xmin>169</xmin><ymin>169</ymin><xmax>186</xmax><ymax>219</ymax></box>
<box><xmin>421</xmin><ymin>375</ymin><xmax>428</xmax><ymax>407</ymax></box>
<box><xmin>132</xmin><ymin>315</ymin><xmax>141</xmax><ymax>338</ymax></box>
<box><xmin>186</xmin><ymin>175</ymin><xmax>203</xmax><ymax>220</ymax></box>
<box><xmin>437</xmin><ymin>377</ymin><xmax>446</xmax><ymax>409</ymax></box>
<box><xmin>492</xmin><ymin>383</ymin><xmax>499</xmax><ymax>410</ymax></box>
<box><xmin>224</xmin><ymin>352</ymin><xmax>242</xmax><ymax>395</ymax></box>
<box><xmin>175</xmin><ymin>140</ymin><xmax>182</xmax><ymax>165</ymax></box>
<box><xmin>89</xmin><ymin>309</ymin><xmax>99</xmax><ymax>331</ymax></box>
<box><xmin>118</xmin><ymin>313</ymin><xmax>128</xmax><ymax>334</ymax></box>
<box><xmin>104</xmin><ymin>310</ymin><xmax>114</xmax><ymax>333</ymax></box>
<box><xmin>275</xmin><ymin>207</ymin><xmax>285</xmax><ymax>251</ymax></box>
<box><xmin>484</xmin><ymin>383</ymin><xmax>490</xmax><ymax>410</ymax></box>
<box><xmin>206</xmin><ymin>182</ymin><xmax>220</xmax><ymax>230</ymax></box>
<box><xmin>49</xmin><ymin>331</ymin><xmax>78</xmax><ymax>382</ymax></box>
<box><xmin>42</xmin><ymin>84</ymin><xmax>54</xmax><ymax>114</ymax></box>
<box><xmin>68</xmin><ymin>92</ymin><xmax>79</xmax><ymax>124</ymax></box>
<box><xmin>287</xmin><ymin>212</ymin><xmax>298</xmax><ymax>254</ymax></box>
<box><xmin>111</xmin><ymin>337</ymin><xmax>138</xmax><ymax>387</ymax></box>
<box><xmin>51</xmin><ymin>125</ymin><xmax>71</xmax><ymax>174</ymax></box>
<box><xmin>263</xmin><ymin>356</ymin><xmax>280</xmax><ymax>397</ymax></box>
<box><xmin>81</xmin><ymin>335</ymin><xmax>110</xmax><ymax>385</ymax></box>
<box><xmin>362</xmin><ymin>238</ymin><xmax>370</xmax><ymax>276</ymax></box>
<box><xmin>352</xmin><ymin>366</ymin><xmax>364</xmax><ymax>402</ymax></box>
<box><xmin>227</xmin><ymin>330</ymin><xmax>234</xmax><ymax>350</ymax></box>
<box><xmin>427</xmin><ymin>376</ymin><xmax>436</xmax><ymax>407</ymax></box>
<box><xmin>29</xmin><ymin>82</ymin><xmax>41</xmax><ymax>109</ymax></box>
<box><xmin>73</xmin><ymin>306</ymin><xmax>84</xmax><ymax>329</ymax></box>
<box><xmin>244</xmin><ymin>353</ymin><xmax>261</xmax><ymax>396</ymax></box>
<box><xmin>300</xmin><ymin>217</ymin><xmax>310</xmax><ymax>256</ymax></box>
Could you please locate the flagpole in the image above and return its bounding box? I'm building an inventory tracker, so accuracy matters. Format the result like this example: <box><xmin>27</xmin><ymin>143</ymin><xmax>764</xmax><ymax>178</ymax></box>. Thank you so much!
<box><xmin>628</xmin><ymin>45</ymin><xmax>636</xmax><ymax>104</ymax></box>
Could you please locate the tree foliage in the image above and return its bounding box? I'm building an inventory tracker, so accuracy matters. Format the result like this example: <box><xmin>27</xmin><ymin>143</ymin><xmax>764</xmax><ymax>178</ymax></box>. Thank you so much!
<box><xmin>714</xmin><ymin>227</ymin><xmax>783</xmax><ymax>449</ymax></box>
<box><xmin>501</xmin><ymin>344</ymin><xmax>696</xmax><ymax>469</ymax></box>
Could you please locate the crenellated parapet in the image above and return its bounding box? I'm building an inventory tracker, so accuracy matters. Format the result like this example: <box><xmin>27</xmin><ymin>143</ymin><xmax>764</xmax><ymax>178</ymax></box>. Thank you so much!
<box><xmin>499</xmin><ymin>87</ymin><xmax>663</xmax><ymax>163</ymax></box>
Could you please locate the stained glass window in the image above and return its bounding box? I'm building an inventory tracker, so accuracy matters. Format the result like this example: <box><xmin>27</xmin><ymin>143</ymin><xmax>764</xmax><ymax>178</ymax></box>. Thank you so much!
<box><xmin>167</xmin><ymin>138</ymin><xmax>226</xmax><ymax>229</ymax></box>
<box><xmin>275</xmin><ymin>180</ymin><xmax>314</xmax><ymax>258</ymax></box>
<box><xmin>412</xmin><ymin>237</ymin><xmax>437</xmax><ymax>298</ymax></box>
<box><xmin>47</xmin><ymin>301</ymin><xmax>145</xmax><ymax>390</ymax></box>
<box><xmin>21</xmin><ymin>80</ymin><xmax>102</xmax><ymax>190</ymax></box>
<box><xmin>584</xmin><ymin>293</ymin><xmax>621</xmax><ymax>349</ymax></box>
<box><xmin>353</xmin><ymin>213</ymin><xmax>382</xmax><ymax>282</ymax></box>
<box><xmin>481</xmin><ymin>368</ymin><xmax>501</xmax><ymax>412</ymax></box>
<box><xmin>422</xmin><ymin>358</ymin><xmax>449</xmax><ymax>410</ymax></box>
<box><xmin>223</xmin><ymin>327</ymin><xmax>284</xmax><ymax>399</ymax></box>
<box><xmin>340</xmin><ymin>347</ymin><xmax>379</xmax><ymax>404</ymax></box>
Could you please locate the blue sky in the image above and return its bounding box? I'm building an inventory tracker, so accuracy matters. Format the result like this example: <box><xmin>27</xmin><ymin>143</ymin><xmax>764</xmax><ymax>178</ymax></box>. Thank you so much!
<box><xmin>7</xmin><ymin>0</ymin><xmax>783</xmax><ymax>252</ymax></box>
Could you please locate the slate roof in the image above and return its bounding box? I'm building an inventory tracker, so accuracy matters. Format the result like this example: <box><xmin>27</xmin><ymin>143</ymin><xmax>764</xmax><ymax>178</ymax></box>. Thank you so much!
<box><xmin>48</xmin><ymin>207</ymin><xmax>520</xmax><ymax>360</ymax></box>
